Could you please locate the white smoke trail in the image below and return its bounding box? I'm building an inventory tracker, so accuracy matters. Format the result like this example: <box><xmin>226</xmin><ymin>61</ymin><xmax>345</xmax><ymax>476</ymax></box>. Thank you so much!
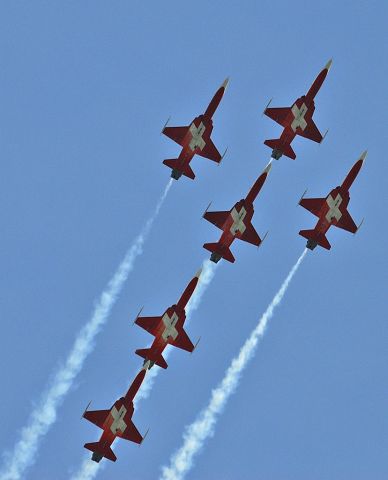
<box><xmin>0</xmin><ymin>180</ymin><xmax>173</xmax><ymax>480</ymax></box>
<box><xmin>70</xmin><ymin>260</ymin><xmax>218</xmax><ymax>480</ymax></box>
<box><xmin>160</xmin><ymin>249</ymin><xmax>307</xmax><ymax>480</ymax></box>
<box><xmin>70</xmin><ymin>459</ymin><xmax>100</xmax><ymax>480</ymax></box>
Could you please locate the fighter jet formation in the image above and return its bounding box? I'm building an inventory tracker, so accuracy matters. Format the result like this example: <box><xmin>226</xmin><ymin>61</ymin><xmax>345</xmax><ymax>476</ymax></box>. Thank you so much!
<box><xmin>81</xmin><ymin>62</ymin><xmax>366</xmax><ymax>463</ymax></box>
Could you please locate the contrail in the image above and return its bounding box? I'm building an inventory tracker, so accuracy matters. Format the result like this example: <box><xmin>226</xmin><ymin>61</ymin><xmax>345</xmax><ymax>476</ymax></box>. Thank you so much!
<box><xmin>160</xmin><ymin>249</ymin><xmax>307</xmax><ymax>480</ymax></box>
<box><xmin>70</xmin><ymin>459</ymin><xmax>100</xmax><ymax>480</ymax></box>
<box><xmin>69</xmin><ymin>260</ymin><xmax>218</xmax><ymax>480</ymax></box>
<box><xmin>0</xmin><ymin>180</ymin><xmax>173</xmax><ymax>480</ymax></box>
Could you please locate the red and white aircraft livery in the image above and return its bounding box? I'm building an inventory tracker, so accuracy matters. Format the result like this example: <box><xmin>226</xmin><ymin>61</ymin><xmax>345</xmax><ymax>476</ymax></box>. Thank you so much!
<box><xmin>162</xmin><ymin>78</ymin><xmax>228</xmax><ymax>180</ymax></box>
<box><xmin>264</xmin><ymin>59</ymin><xmax>332</xmax><ymax>160</ymax></box>
<box><xmin>202</xmin><ymin>163</ymin><xmax>271</xmax><ymax>263</ymax></box>
<box><xmin>83</xmin><ymin>368</ymin><xmax>148</xmax><ymax>463</ymax></box>
<box><xmin>299</xmin><ymin>151</ymin><xmax>366</xmax><ymax>250</ymax></box>
<box><xmin>134</xmin><ymin>270</ymin><xmax>201</xmax><ymax>369</ymax></box>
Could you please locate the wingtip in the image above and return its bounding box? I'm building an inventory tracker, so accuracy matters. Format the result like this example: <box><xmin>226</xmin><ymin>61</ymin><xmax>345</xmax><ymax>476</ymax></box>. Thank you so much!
<box><xmin>195</xmin><ymin>268</ymin><xmax>202</xmax><ymax>279</ymax></box>
<box><xmin>221</xmin><ymin>77</ymin><xmax>229</xmax><ymax>89</ymax></box>
<box><xmin>325</xmin><ymin>58</ymin><xmax>333</xmax><ymax>71</ymax></box>
<box><xmin>360</xmin><ymin>150</ymin><xmax>368</xmax><ymax>161</ymax></box>
<box><xmin>81</xmin><ymin>400</ymin><xmax>92</xmax><ymax>419</ymax></box>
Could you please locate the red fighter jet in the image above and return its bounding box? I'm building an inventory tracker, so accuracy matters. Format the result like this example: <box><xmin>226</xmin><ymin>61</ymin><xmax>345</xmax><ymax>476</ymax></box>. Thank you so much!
<box><xmin>83</xmin><ymin>368</ymin><xmax>148</xmax><ymax>463</ymax></box>
<box><xmin>162</xmin><ymin>78</ymin><xmax>228</xmax><ymax>180</ymax></box>
<box><xmin>134</xmin><ymin>271</ymin><xmax>201</xmax><ymax>369</ymax></box>
<box><xmin>299</xmin><ymin>151</ymin><xmax>366</xmax><ymax>250</ymax></box>
<box><xmin>202</xmin><ymin>163</ymin><xmax>271</xmax><ymax>263</ymax></box>
<box><xmin>263</xmin><ymin>59</ymin><xmax>332</xmax><ymax>160</ymax></box>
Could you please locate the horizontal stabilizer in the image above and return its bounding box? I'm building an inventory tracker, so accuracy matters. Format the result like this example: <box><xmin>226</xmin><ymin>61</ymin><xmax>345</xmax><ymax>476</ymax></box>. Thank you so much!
<box><xmin>84</xmin><ymin>441</ymin><xmax>117</xmax><ymax>462</ymax></box>
<box><xmin>135</xmin><ymin>348</ymin><xmax>168</xmax><ymax>369</ymax></box>
<box><xmin>299</xmin><ymin>229</ymin><xmax>331</xmax><ymax>250</ymax></box>
<box><xmin>163</xmin><ymin>158</ymin><xmax>195</xmax><ymax>180</ymax></box>
<box><xmin>203</xmin><ymin>242</ymin><xmax>235</xmax><ymax>263</ymax></box>
<box><xmin>264</xmin><ymin>138</ymin><xmax>296</xmax><ymax>160</ymax></box>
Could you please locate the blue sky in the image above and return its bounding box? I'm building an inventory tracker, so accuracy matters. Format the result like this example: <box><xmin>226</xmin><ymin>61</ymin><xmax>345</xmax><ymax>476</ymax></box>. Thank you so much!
<box><xmin>0</xmin><ymin>1</ymin><xmax>387</xmax><ymax>479</ymax></box>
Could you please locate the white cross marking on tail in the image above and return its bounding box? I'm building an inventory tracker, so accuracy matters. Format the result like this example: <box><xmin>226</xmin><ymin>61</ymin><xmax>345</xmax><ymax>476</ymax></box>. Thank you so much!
<box><xmin>110</xmin><ymin>405</ymin><xmax>127</xmax><ymax>435</ymax></box>
<box><xmin>189</xmin><ymin>122</ymin><xmax>206</xmax><ymax>151</ymax></box>
<box><xmin>325</xmin><ymin>194</ymin><xmax>343</xmax><ymax>223</ymax></box>
<box><xmin>230</xmin><ymin>207</ymin><xmax>247</xmax><ymax>235</ymax></box>
<box><xmin>162</xmin><ymin>312</ymin><xmax>179</xmax><ymax>341</ymax></box>
<box><xmin>291</xmin><ymin>103</ymin><xmax>308</xmax><ymax>132</ymax></box>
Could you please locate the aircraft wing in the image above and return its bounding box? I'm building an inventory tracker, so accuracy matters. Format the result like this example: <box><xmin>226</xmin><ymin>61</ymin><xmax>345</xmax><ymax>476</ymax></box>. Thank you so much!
<box><xmin>163</xmin><ymin>126</ymin><xmax>190</xmax><ymax>146</ymax></box>
<box><xmin>135</xmin><ymin>316</ymin><xmax>161</xmax><ymax>336</ymax></box>
<box><xmin>119</xmin><ymin>420</ymin><xmax>143</xmax><ymax>444</ymax></box>
<box><xmin>335</xmin><ymin>209</ymin><xmax>358</xmax><ymax>233</ymax></box>
<box><xmin>297</xmin><ymin>118</ymin><xmax>323</xmax><ymax>143</ymax></box>
<box><xmin>240</xmin><ymin>224</ymin><xmax>262</xmax><ymax>246</ymax></box>
<box><xmin>84</xmin><ymin>409</ymin><xmax>110</xmax><ymax>429</ymax></box>
<box><xmin>197</xmin><ymin>137</ymin><xmax>222</xmax><ymax>163</ymax></box>
<box><xmin>264</xmin><ymin>106</ymin><xmax>291</xmax><ymax>127</ymax></box>
<box><xmin>170</xmin><ymin>327</ymin><xmax>194</xmax><ymax>353</ymax></box>
<box><xmin>203</xmin><ymin>210</ymin><xmax>230</xmax><ymax>230</ymax></box>
<box><xmin>299</xmin><ymin>197</ymin><xmax>325</xmax><ymax>217</ymax></box>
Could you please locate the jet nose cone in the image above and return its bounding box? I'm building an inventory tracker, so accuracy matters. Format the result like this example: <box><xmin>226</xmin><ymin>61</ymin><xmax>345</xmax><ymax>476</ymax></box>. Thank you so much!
<box><xmin>359</xmin><ymin>150</ymin><xmax>368</xmax><ymax>161</ymax></box>
<box><xmin>325</xmin><ymin>58</ymin><xmax>333</xmax><ymax>71</ymax></box>
<box><xmin>221</xmin><ymin>77</ymin><xmax>230</xmax><ymax>90</ymax></box>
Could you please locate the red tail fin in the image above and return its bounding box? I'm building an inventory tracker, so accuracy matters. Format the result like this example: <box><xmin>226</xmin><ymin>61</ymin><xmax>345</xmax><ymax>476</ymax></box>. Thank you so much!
<box><xmin>203</xmin><ymin>242</ymin><xmax>235</xmax><ymax>263</ymax></box>
<box><xmin>135</xmin><ymin>348</ymin><xmax>168</xmax><ymax>369</ymax></box>
<box><xmin>163</xmin><ymin>159</ymin><xmax>195</xmax><ymax>179</ymax></box>
<box><xmin>299</xmin><ymin>229</ymin><xmax>331</xmax><ymax>250</ymax></box>
<box><xmin>84</xmin><ymin>441</ymin><xmax>117</xmax><ymax>462</ymax></box>
<box><xmin>264</xmin><ymin>139</ymin><xmax>296</xmax><ymax>160</ymax></box>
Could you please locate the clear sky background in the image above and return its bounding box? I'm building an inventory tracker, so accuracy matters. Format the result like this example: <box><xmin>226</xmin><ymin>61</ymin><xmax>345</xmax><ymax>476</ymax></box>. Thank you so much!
<box><xmin>0</xmin><ymin>1</ymin><xmax>387</xmax><ymax>479</ymax></box>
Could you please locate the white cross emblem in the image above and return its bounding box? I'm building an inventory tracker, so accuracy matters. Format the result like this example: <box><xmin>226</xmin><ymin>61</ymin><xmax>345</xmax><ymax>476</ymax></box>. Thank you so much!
<box><xmin>230</xmin><ymin>207</ymin><xmax>247</xmax><ymax>235</ymax></box>
<box><xmin>291</xmin><ymin>103</ymin><xmax>308</xmax><ymax>132</ymax></box>
<box><xmin>162</xmin><ymin>312</ymin><xmax>179</xmax><ymax>341</ymax></box>
<box><xmin>189</xmin><ymin>122</ymin><xmax>206</xmax><ymax>151</ymax></box>
<box><xmin>110</xmin><ymin>405</ymin><xmax>127</xmax><ymax>435</ymax></box>
<box><xmin>325</xmin><ymin>194</ymin><xmax>343</xmax><ymax>222</ymax></box>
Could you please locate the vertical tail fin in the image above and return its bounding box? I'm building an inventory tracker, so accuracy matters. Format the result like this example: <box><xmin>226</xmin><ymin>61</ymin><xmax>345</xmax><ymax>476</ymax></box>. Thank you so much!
<box><xmin>84</xmin><ymin>441</ymin><xmax>117</xmax><ymax>463</ymax></box>
<box><xmin>299</xmin><ymin>229</ymin><xmax>331</xmax><ymax>250</ymax></box>
<box><xmin>203</xmin><ymin>242</ymin><xmax>235</xmax><ymax>263</ymax></box>
<box><xmin>264</xmin><ymin>139</ymin><xmax>296</xmax><ymax>160</ymax></box>
<box><xmin>135</xmin><ymin>348</ymin><xmax>168</xmax><ymax>369</ymax></box>
<box><xmin>163</xmin><ymin>159</ymin><xmax>195</xmax><ymax>180</ymax></box>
